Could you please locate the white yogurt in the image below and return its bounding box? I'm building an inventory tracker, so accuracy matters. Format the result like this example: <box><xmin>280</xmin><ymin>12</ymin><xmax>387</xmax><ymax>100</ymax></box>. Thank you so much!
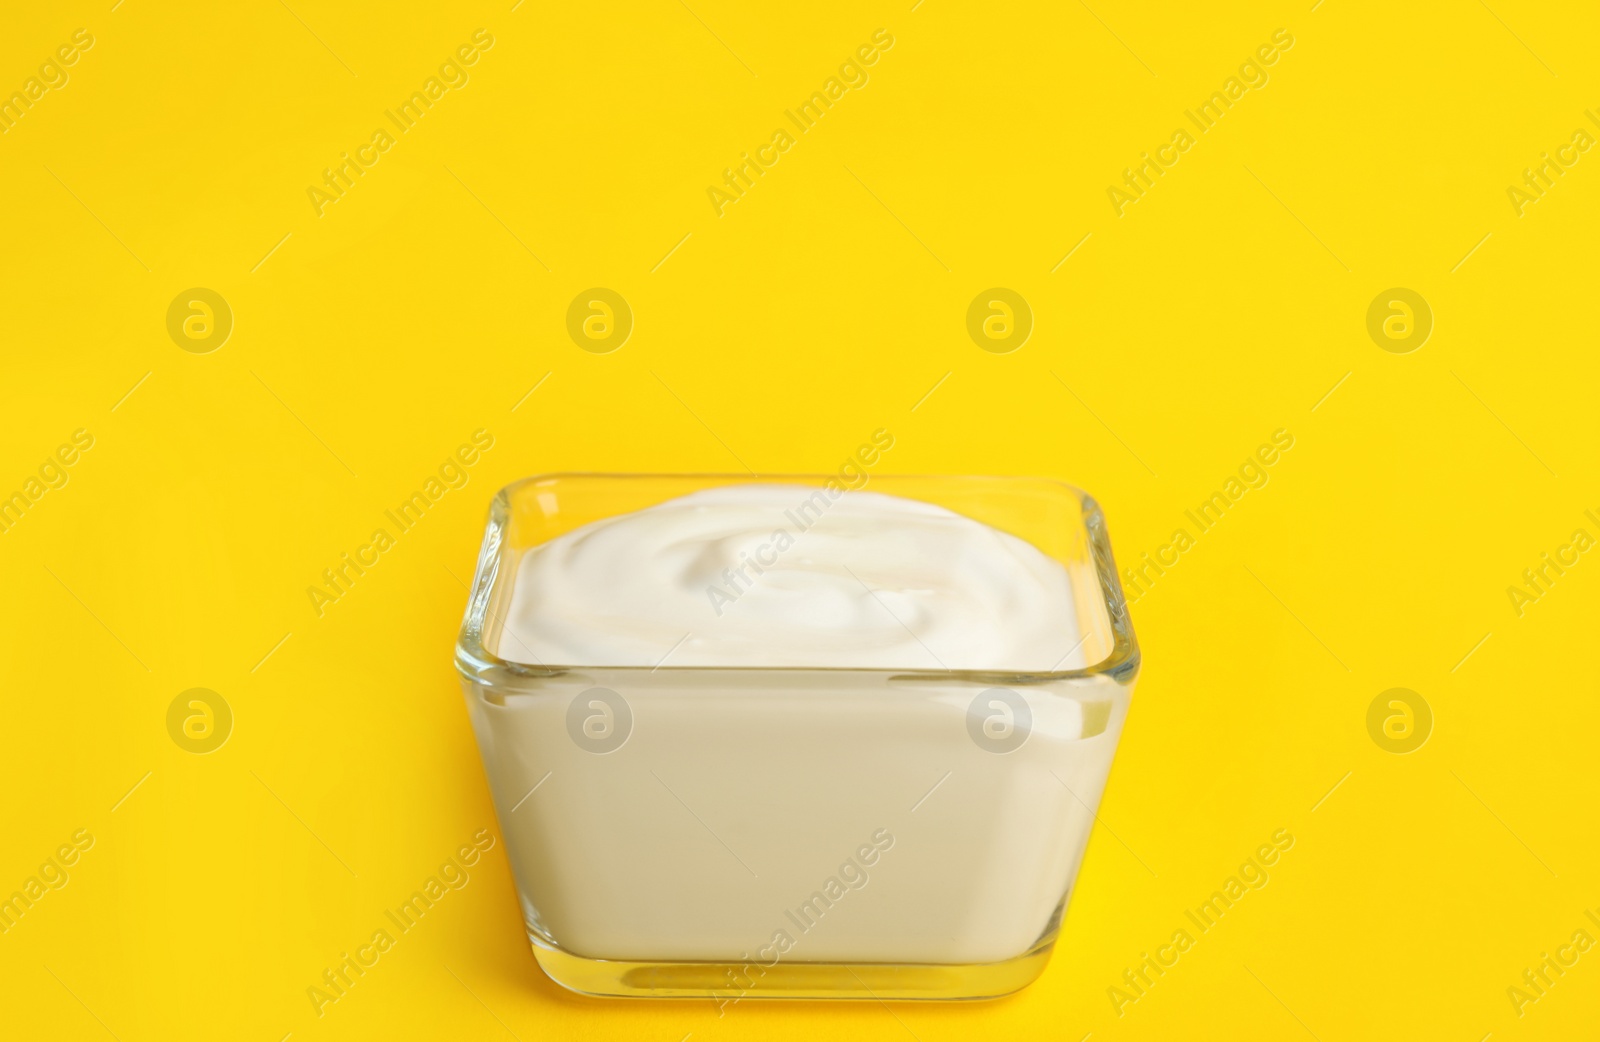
<box><xmin>466</xmin><ymin>482</ymin><xmax>1128</xmax><ymax>969</ymax></box>
<box><xmin>498</xmin><ymin>484</ymin><xmax>1085</xmax><ymax>670</ymax></box>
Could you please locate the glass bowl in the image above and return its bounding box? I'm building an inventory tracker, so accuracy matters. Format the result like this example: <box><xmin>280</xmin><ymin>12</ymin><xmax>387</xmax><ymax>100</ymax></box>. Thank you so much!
<box><xmin>455</xmin><ymin>474</ymin><xmax>1139</xmax><ymax>1001</ymax></box>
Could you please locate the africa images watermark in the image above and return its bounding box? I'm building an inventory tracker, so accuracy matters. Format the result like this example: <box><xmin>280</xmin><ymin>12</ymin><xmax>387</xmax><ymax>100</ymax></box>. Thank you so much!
<box><xmin>1107</xmin><ymin>28</ymin><xmax>1295</xmax><ymax>216</ymax></box>
<box><xmin>1506</xmin><ymin>508</ymin><xmax>1600</xmax><ymax>617</ymax></box>
<box><xmin>0</xmin><ymin>28</ymin><xmax>95</xmax><ymax>136</ymax></box>
<box><xmin>0</xmin><ymin>829</ymin><xmax>95</xmax><ymax>935</ymax></box>
<box><xmin>1</xmin><ymin>427</ymin><xmax>96</xmax><ymax>536</ymax></box>
<box><xmin>1122</xmin><ymin>428</ymin><xmax>1295</xmax><ymax>603</ymax></box>
<box><xmin>705</xmin><ymin>428</ymin><xmax>896</xmax><ymax>616</ymax></box>
<box><xmin>1506</xmin><ymin>111</ymin><xmax>1600</xmax><ymax>218</ymax></box>
<box><xmin>306</xmin><ymin>29</ymin><xmax>495</xmax><ymax>217</ymax></box>
<box><xmin>306</xmin><ymin>429</ymin><xmax>495</xmax><ymax>616</ymax></box>
<box><xmin>1506</xmin><ymin>906</ymin><xmax>1600</xmax><ymax>1019</ymax></box>
<box><xmin>307</xmin><ymin>829</ymin><xmax>496</xmax><ymax>1017</ymax></box>
<box><xmin>706</xmin><ymin>28</ymin><xmax>895</xmax><ymax>217</ymax></box>
<box><xmin>1109</xmin><ymin>828</ymin><xmax>1295</xmax><ymax>1016</ymax></box>
<box><xmin>714</xmin><ymin>827</ymin><xmax>896</xmax><ymax>1015</ymax></box>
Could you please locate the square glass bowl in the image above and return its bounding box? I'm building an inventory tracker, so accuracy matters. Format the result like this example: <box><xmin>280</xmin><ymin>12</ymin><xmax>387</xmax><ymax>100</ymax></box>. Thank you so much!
<box><xmin>455</xmin><ymin>474</ymin><xmax>1139</xmax><ymax>1000</ymax></box>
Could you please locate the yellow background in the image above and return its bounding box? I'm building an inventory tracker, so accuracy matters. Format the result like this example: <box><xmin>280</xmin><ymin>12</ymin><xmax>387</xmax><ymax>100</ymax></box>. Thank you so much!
<box><xmin>2</xmin><ymin>0</ymin><xmax>1597</xmax><ymax>1038</ymax></box>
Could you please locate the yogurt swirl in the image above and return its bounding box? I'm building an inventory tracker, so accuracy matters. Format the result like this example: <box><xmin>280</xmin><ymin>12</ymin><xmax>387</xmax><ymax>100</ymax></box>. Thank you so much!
<box><xmin>499</xmin><ymin>483</ymin><xmax>1084</xmax><ymax>670</ymax></box>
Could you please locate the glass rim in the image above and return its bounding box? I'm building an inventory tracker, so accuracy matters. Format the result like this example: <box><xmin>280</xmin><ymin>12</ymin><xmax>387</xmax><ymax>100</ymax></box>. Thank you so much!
<box><xmin>453</xmin><ymin>472</ymin><xmax>1140</xmax><ymax>686</ymax></box>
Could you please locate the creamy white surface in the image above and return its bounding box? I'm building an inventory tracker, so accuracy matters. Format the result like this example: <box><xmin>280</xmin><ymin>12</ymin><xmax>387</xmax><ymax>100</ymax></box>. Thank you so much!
<box><xmin>498</xmin><ymin>484</ymin><xmax>1083</xmax><ymax>670</ymax></box>
<box><xmin>469</xmin><ymin>673</ymin><xmax>1129</xmax><ymax>963</ymax></box>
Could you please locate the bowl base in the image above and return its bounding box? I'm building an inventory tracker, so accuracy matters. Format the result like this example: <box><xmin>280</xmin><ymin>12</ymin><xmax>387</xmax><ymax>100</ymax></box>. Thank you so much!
<box><xmin>531</xmin><ymin>936</ymin><xmax>1055</xmax><ymax>1001</ymax></box>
